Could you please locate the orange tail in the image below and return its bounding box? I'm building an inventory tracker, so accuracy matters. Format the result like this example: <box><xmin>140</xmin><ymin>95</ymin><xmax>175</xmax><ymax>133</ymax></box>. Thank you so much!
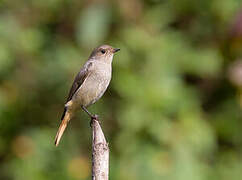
<box><xmin>54</xmin><ymin>110</ymin><xmax>71</xmax><ymax>146</ymax></box>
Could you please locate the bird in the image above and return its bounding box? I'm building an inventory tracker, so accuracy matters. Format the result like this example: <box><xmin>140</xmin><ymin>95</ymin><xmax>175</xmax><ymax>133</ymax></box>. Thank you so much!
<box><xmin>54</xmin><ymin>45</ymin><xmax>120</xmax><ymax>146</ymax></box>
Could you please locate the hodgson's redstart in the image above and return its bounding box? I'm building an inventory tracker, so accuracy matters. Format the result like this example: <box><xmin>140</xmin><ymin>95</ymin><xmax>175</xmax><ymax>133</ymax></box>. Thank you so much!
<box><xmin>54</xmin><ymin>45</ymin><xmax>120</xmax><ymax>146</ymax></box>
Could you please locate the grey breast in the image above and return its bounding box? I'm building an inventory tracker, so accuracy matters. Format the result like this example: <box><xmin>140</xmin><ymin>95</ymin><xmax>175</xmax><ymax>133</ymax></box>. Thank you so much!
<box><xmin>74</xmin><ymin>61</ymin><xmax>112</xmax><ymax>107</ymax></box>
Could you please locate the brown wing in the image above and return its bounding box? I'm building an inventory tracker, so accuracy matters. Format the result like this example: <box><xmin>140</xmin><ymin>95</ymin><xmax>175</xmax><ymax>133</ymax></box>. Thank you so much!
<box><xmin>66</xmin><ymin>61</ymin><xmax>93</xmax><ymax>102</ymax></box>
<box><xmin>60</xmin><ymin>61</ymin><xmax>93</xmax><ymax>120</ymax></box>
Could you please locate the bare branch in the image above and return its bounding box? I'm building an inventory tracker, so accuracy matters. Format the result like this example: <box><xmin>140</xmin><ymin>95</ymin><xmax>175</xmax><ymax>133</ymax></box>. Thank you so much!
<box><xmin>91</xmin><ymin>118</ymin><xmax>109</xmax><ymax>180</ymax></box>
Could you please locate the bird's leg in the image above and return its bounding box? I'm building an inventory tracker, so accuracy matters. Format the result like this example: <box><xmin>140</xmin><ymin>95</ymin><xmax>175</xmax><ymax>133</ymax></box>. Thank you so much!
<box><xmin>81</xmin><ymin>105</ymin><xmax>95</xmax><ymax>118</ymax></box>
<box><xmin>81</xmin><ymin>106</ymin><xmax>99</xmax><ymax>126</ymax></box>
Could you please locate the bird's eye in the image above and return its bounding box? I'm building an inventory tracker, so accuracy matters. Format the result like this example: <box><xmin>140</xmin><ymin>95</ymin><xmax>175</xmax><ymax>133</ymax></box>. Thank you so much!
<box><xmin>101</xmin><ymin>49</ymin><xmax>106</xmax><ymax>54</ymax></box>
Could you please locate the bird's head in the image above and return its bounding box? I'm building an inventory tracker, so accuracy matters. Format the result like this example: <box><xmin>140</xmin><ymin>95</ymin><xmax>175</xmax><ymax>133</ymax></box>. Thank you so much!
<box><xmin>89</xmin><ymin>45</ymin><xmax>120</xmax><ymax>63</ymax></box>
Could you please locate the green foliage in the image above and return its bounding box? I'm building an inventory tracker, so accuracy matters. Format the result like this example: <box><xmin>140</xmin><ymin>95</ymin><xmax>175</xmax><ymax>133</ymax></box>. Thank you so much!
<box><xmin>0</xmin><ymin>0</ymin><xmax>242</xmax><ymax>179</ymax></box>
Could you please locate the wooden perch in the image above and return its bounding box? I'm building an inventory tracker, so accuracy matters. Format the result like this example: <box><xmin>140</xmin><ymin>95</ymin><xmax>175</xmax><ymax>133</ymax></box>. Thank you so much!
<box><xmin>91</xmin><ymin>118</ymin><xmax>109</xmax><ymax>180</ymax></box>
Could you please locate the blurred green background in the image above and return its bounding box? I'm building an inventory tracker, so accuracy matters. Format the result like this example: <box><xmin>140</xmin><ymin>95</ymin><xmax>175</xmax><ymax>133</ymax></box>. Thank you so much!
<box><xmin>0</xmin><ymin>0</ymin><xmax>242</xmax><ymax>179</ymax></box>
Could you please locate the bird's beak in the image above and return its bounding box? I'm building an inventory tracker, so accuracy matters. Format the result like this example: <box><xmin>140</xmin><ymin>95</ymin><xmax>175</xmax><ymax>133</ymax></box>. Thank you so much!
<box><xmin>113</xmin><ymin>48</ymin><xmax>120</xmax><ymax>53</ymax></box>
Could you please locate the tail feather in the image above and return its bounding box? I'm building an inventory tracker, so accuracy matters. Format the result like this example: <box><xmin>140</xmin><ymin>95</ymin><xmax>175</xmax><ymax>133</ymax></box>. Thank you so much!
<box><xmin>54</xmin><ymin>111</ymin><xmax>71</xmax><ymax>146</ymax></box>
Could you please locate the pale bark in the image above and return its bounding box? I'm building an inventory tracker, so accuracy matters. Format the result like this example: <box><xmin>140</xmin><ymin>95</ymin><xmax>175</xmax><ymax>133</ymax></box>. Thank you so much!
<box><xmin>91</xmin><ymin>118</ymin><xmax>109</xmax><ymax>180</ymax></box>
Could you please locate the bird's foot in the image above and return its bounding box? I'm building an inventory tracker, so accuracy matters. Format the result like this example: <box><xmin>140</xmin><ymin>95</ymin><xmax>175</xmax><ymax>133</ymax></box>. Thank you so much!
<box><xmin>91</xmin><ymin>114</ymin><xmax>99</xmax><ymax>120</ymax></box>
<box><xmin>90</xmin><ymin>114</ymin><xmax>100</xmax><ymax>127</ymax></box>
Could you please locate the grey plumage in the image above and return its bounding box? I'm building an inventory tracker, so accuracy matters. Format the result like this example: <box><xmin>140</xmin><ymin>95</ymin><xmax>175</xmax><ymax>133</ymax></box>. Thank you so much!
<box><xmin>55</xmin><ymin>45</ymin><xmax>120</xmax><ymax>146</ymax></box>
